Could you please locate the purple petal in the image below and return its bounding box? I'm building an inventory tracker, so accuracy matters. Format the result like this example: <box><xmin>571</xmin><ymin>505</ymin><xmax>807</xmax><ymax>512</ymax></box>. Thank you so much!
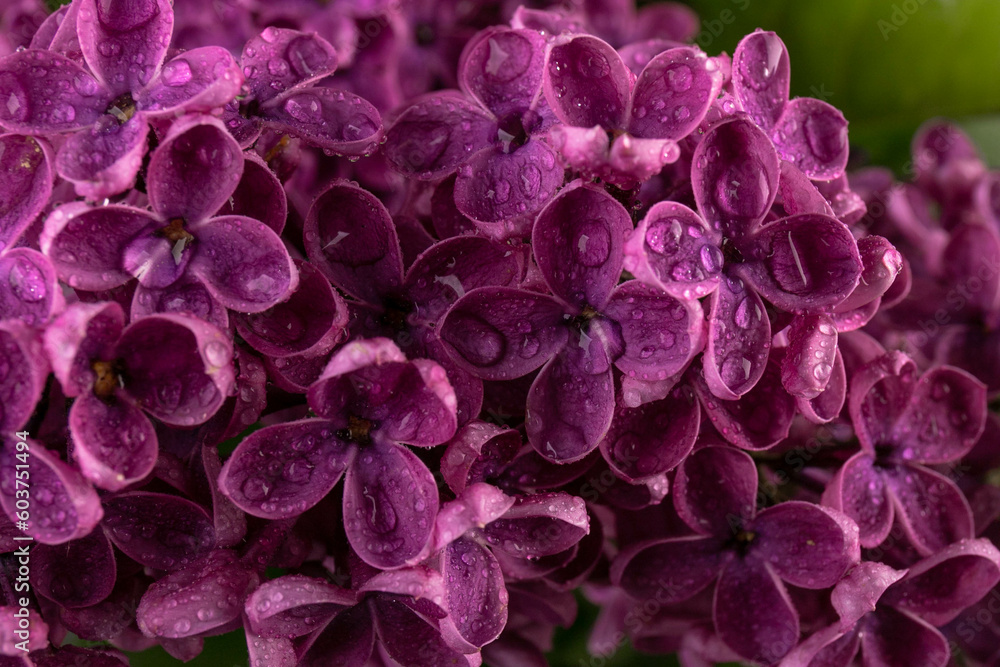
<box><xmin>833</xmin><ymin>235</ymin><xmax>903</xmax><ymax>313</ymax></box>
<box><xmin>623</xmin><ymin>200</ymin><xmax>723</xmax><ymax>300</ymax></box>
<box><xmin>605</xmin><ymin>280</ymin><xmax>704</xmax><ymax>381</ymax></box>
<box><xmin>740</xmin><ymin>214</ymin><xmax>862</xmax><ymax>312</ymax></box>
<box><xmin>884</xmin><ymin>463</ymin><xmax>974</xmax><ymax>556</ymax></box>
<box><xmin>215</xmin><ymin>152</ymin><xmax>287</xmax><ymax>234</ymax></box>
<box><xmin>76</xmin><ymin>0</ymin><xmax>172</xmax><ymax>94</ymax></box>
<box><xmin>303</xmin><ymin>180</ymin><xmax>402</xmax><ymax>303</ymax></box>
<box><xmin>674</xmin><ymin>445</ymin><xmax>757</xmax><ymax>536</ymax></box>
<box><xmin>627</xmin><ymin>47</ymin><xmax>723</xmax><ymax>140</ymax></box>
<box><xmin>701</xmin><ymin>276</ymin><xmax>771</xmax><ymax>400</ymax></box>
<box><xmin>68</xmin><ymin>392</ymin><xmax>157</xmax><ymax>490</ymax></box>
<box><xmin>0</xmin><ymin>133</ymin><xmax>52</xmax><ymax>250</ymax></box>
<box><xmin>136</xmin><ymin>47</ymin><xmax>242</xmax><ymax>116</ymax></box>
<box><xmin>847</xmin><ymin>351</ymin><xmax>915</xmax><ymax>454</ymax></box>
<box><xmin>891</xmin><ymin>366</ymin><xmax>986</xmax><ymax>464</ymax></box>
<box><xmin>245</xmin><ymin>575</ymin><xmax>353</xmax><ymax>638</ymax></box>
<box><xmin>618</xmin><ymin>38</ymin><xmax>686</xmax><ymax>76</ymax></box>
<box><xmin>431</xmin><ymin>175</ymin><xmax>478</xmax><ymax>238</ymax></box>
<box><xmin>600</xmin><ymin>384</ymin><xmax>699</xmax><ymax>482</ymax></box>
<box><xmin>692</xmin><ymin>116</ymin><xmax>779</xmax><ymax>237</ymax></box>
<box><xmin>260</xmin><ymin>87</ymin><xmax>383</xmax><ymax>156</ymax></box>
<box><xmin>606</xmin><ymin>134</ymin><xmax>680</xmax><ymax>188</ymax></box>
<box><xmin>242</xmin><ymin>28</ymin><xmax>338</xmax><ymax>104</ymax></box>
<box><xmin>533</xmin><ymin>181</ymin><xmax>630</xmax><ymax>310</ymax></box>
<box><xmin>189</xmin><ymin>215</ymin><xmax>298</xmax><ymax>312</ymax></box>
<box><xmin>218</xmin><ymin>419</ymin><xmax>355</xmax><ymax>519</ymax></box>
<box><xmin>0</xmin><ymin>50</ymin><xmax>108</xmax><ymax>133</ymax></box>
<box><xmin>147</xmin><ymin>115</ymin><xmax>243</xmax><ymax>224</ymax></box>
<box><xmin>781</xmin><ymin>314</ymin><xmax>838</xmax><ymax>399</ymax></box>
<box><xmin>797</xmin><ymin>347</ymin><xmax>847</xmax><ymax>424</ymax></box>
<box><xmin>776</xmin><ymin>159</ymin><xmax>835</xmax><ymax>217</ymax></box>
<box><xmin>752</xmin><ymin>502</ymin><xmax>859</xmax><ymax>589</ymax></box>
<box><xmin>821</xmin><ymin>452</ymin><xmax>894</xmax><ymax>549</ymax></box>
<box><xmin>0</xmin><ymin>321</ymin><xmax>47</xmax><ymax>431</ymax></box>
<box><xmin>860</xmin><ymin>607</ymin><xmax>949</xmax><ymax>667</ymax></box>
<box><xmin>440</xmin><ymin>421</ymin><xmax>520</xmax><ymax>494</ymax></box>
<box><xmin>481</xmin><ymin>492</ymin><xmax>589</xmax><ymax>558</ymax></box>
<box><xmin>732</xmin><ymin>30</ymin><xmax>790</xmax><ymax>129</ymax></box>
<box><xmin>220</xmin><ymin>100</ymin><xmax>263</xmax><ymax>148</ymax></box>
<box><xmin>0</xmin><ymin>248</ymin><xmax>63</xmax><ymax>328</ymax></box>
<box><xmin>442</xmin><ymin>537</ymin><xmax>508</xmax><ymax>647</ymax></box>
<box><xmin>244</xmin><ymin>627</ymin><xmax>295</xmax><ymax>667</ymax></box>
<box><xmin>343</xmin><ymin>442</ymin><xmax>439</xmax><ymax>569</ymax></box>
<box><xmin>913</xmin><ymin>120</ymin><xmax>984</xmax><ymax>202</ymax></box>
<box><xmin>373</xmin><ymin>596</ymin><xmax>475</xmax><ymax>667</ymax></box>
<box><xmin>114</xmin><ymin>313</ymin><xmax>234</xmax><ymax>426</ymax></box>
<box><xmin>55</xmin><ymin>114</ymin><xmax>149</xmax><ymax>199</ymax></box>
<box><xmin>771</xmin><ymin>98</ymin><xmax>849</xmax><ymax>180</ymax></box>
<box><xmin>439</xmin><ymin>286</ymin><xmax>568</xmax><ymax>381</ymax></box>
<box><xmin>544</xmin><ymin>35</ymin><xmax>629</xmax><ymax>129</ymax></box>
<box><xmin>32</xmin><ymin>529</ymin><xmax>115</xmax><ymax>608</ymax></box>
<box><xmin>199</xmin><ymin>443</ymin><xmax>246</xmax><ymax>548</ymax></box>
<box><xmin>454</xmin><ymin>140</ymin><xmax>564</xmax><ymax>227</ymax></box>
<box><xmin>130</xmin><ymin>273</ymin><xmax>229</xmax><ymax>331</ymax></box>
<box><xmin>0</xmin><ymin>440</ymin><xmax>103</xmax><ymax>545</ymax></box>
<box><xmin>525</xmin><ymin>350</ymin><xmax>614</xmax><ymax>463</ymax></box>
<box><xmin>43</xmin><ymin>301</ymin><xmax>122</xmax><ymax>398</ymax></box>
<box><xmin>459</xmin><ymin>27</ymin><xmax>546</xmax><ymax>119</ymax></box>
<box><xmin>101</xmin><ymin>491</ymin><xmax>215</xmax><ymax>571</ymax></box>
<box><xmin>235</xmin><ymin>259</ymin><xmax>347</xmax><ymax>358</ymax></box>
<box><xmin>384</xmin><ymin>93</ymin><xmax>495</xmax><ymax>179</ymax></box>
<box><xmin>403</xmin><ymin>236</ymin><xmax>524</xmax><ymax>326</ymax></box>
<box><xmin>136</xmin><ymin>550</ymin><xmax>257</xmax><ymax>638</ymax></box>
<box><xmin>831</xmin><ymin>561</ymin><xmax>907</xmax><ymax>628</ymax></box>
<box><xmin>612</xmin><ymin>535</ymin><xmax>727</xmax><ymax>603</ymax></box>
<box><xmin>714</xmin><ymin>559</ymin><xmax>799</xmax><ymax>663</ymax></box>
<box><xmin>299</xmin><ymin>605</ymin><xmax>375</xmax><ymax>667</ymax></box>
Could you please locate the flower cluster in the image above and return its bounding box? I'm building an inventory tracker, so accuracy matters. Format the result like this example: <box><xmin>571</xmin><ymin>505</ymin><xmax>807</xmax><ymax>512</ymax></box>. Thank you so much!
<box><xmin>0</xmin><ymin>1</ymin><xmax>998</xmax><ymax>666</ymax></box>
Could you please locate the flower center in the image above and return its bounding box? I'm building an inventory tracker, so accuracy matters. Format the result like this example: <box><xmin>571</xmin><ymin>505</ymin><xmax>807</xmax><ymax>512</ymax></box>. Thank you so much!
<box><xmin>415</xmin><ymin>22</ymin><xmax>435</xmax><ymax>46</ymax></box>
<box><xmin>338</xmin><ymin>415</ymin><xmax>375</xmax><ymax>445</ymax></box>
<box><xmin>106</xmin><ymin>93</ymin><xmax>137</xmax><ymax>124</ymax></box>
<box><xmin>380</xmin><ymin>296</ymin><xmax>413</xmax><ymax>333</ymax></box>
<box><xmin>92</xmin><ymin>360</ymin><xmax>124</xmax><ymax>398</ymax></box>
<box><xmin>721</xmin><ymin>237</ymin><xmax>744</xmax><ymax>265</ymax></box>
<box><xmin>496</xmin><ymin>112</ymin><xmax>529</xmax><ymax>154</ymax></box>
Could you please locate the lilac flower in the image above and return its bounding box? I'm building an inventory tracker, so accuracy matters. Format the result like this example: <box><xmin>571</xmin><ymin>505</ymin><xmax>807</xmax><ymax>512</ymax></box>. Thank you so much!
<box><xmin>613</xmin><ymin>445</ymin><xmax>860</xmax><ymax>663</ymax></box>
<box><xmin>219</xmin><ymin>338</ymin><xmax>457</xmax><ymax>569</ymax></box>
<box><xmin>823</xmin><ymin>350</ymin><xmax>986</xmax><ymax>555</ymax></box>
<box><xmin>440</xmin><ymin>181</ymin><xmax>704</xmax><ymax>462</ymax></box>
<box><xmin>0</xmin><ymin>0</ymin><xmax>243</xmax><ymax>197</ymax></box>
<box><xmin>41</xmin><ymin>115</ymin><xmax>298</xmax><ymax>314</ymax></box>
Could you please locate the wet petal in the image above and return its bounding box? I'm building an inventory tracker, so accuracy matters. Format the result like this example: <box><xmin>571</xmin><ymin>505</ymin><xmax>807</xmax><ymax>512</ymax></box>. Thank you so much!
<box><xmin>674</xmin><ymin>444</ymin><xmax>757</xmax><ymax>536</ymax></box>
<box><xmin>544</xmin><ymin>35</ymin><xmax>629</xmax><ymax>129</ymax></box>
<box><xmin>605</xmin><ymin>280</ymin><xmax>704</xmax><ymax>381</ymax></box>
<box><xmin>384</xmin><ymin>93</ymin><xmax>495</xmax><ymax>179</ymax></box>
<box><xmin>235</xmin><ymin>259</ymin><xmax>348</xmax><ymax>358</ymax></box>
<box><xmin>55</xmin><ymin>113</ymin><xmax>149</xmax><ymax>199</ymax></box>
<box><xmin>714</xmin><ymin>559</ymin><xmax>799</xmax><ymax>663</ymax></box>
<box><xmin>343</xmin><ymin>442</ymin><xmax>439</xmax><ymax>569</ymax></box>
<box><xmin>611</xmin><ymin>535</ymin><xmax>727</xmax><ymax>603</ymax></box>
<box><xmin>847</xmin><ymin>351</ymin><xmax>916</xmax><ymax>454</ymax></box>
<box><xmin>373</xmin><ymin>597</ymin><xmax>474</xmax><ymax>667</ymax></box>
<box><xmin>441</xmin><ymin>537</ymin><xmax>508</xmax><ymax>647</ymax></box>
<box><xmin>242</xmin><ymin>28</ymin><xmax>338</xmax><ymax>104</ymax></box>
<box><xmin>0</xmin><ymin>440</ymin><xmax>103</xmax><ymax>545</ymax></box>
<box><xmin>68</xmin><ymin>392</ymin><xmax>157</xmax><ymax>491</ymax></box>
<box><xmin>0</xmin><ymin>133</ymin><xmax>52</xmax><ymax>250</ymax></box>
<box><xmin>199</xmin><ymin>443</ymin><xmax>246</xmax><ymax>548</ymax></box>
<box><xmin>431</xmin><ymin>175</ymin><xmax>478</xmax><ymax>238</ymax></box>
<box><xmin>891</xmin><ymin>366</ymin><xmax>986</xmax><ymax>464</ymax></box>
<box><xmin>860</xmin><ymin>607</ymin><xmax>949</xmax><ymax>667</ymax></box>
<box><xmin>532</xmin><ymin>181</ymin><xmax>630</xmax><ymax>310</ymax></box>
<box><xmin>525</xmin><ymin>351</ymin><xmax>614</xmax><ymax>463</ymax></box>
<box><xmin>459</xmin><ymin>27</ymin><xmax>546</xmax><ymax>119</ymax></box>
<box><xmin>43</xmin><ymin>301</ymin><xmax>122</xmax><ymax>398</ymax></box>
<box><xmin>0</xmin><ymin>49</ymin><xmax>108</xmax><ymax>133</ymax></box>
<box><xmin>439</xmin><ymin>286</ymin><xmax>568</xmax><ymax>381</ymax></box>
<box><xmin>432</xmin><ymin>483</ymin><xmax>515</xmax><ymax>551</ymax></box>
<box><xmin>245</xmin><ymin>575</ymin><xmax>353</xmax><ymax>639</ymax></box>
<box><xmin>692</xmin><ymin>116</ymin><xmax>779</xmax><ymax>238</ymax></box>
<box><xmin>190</xmin><ymin>215</ymin><xmax>297</xmax><ymax>312</ymax></box>
<box><xmin>701</xmin><ymin>275</ymin><xmax>771</xmax><ymax>400</ymax></box>
<box><xmin>623</xmin><ymin>200</ymin><xmax>722</xmax><ymax>300</ymax></box>
<box><xmin>216</xmin><ymin>152</ymin><xmax>286</xmax><ymax>234</ymax></box>
<box><xmin>821</xmin><ymin>452</ymin><xmax>893</xmax><ymax>549</ymax></box>
<box><xmin>0</xmin><ymin>248</ymin><xmax>63</xmax><ymax>329</ymax></box>
<box><xmin>628</xmin><ymin>47</ymin><xmax>723</xmax><ymax>140</ymax></box>
<box><xmin>781</xmin><ymin>314</ymin><xmax>838</xmax><ymax>400</ymax></box>
<box><xmin>303</xmin><ymin>180</ymin><xmax>402</xmax><ymax>304</ymax></box>
<box><xmin>218</xmin><ymin>419</ymin><xmax>355</xmax><ymax>520</ymax></box>
<box><xmin>732</xmin><ymin>30</ymin><xmax>790</xmax><ymax>129</ymax></box>
<box><xmin>32</xmin><ymin>529</ymin><xmax>115</xmax><ymax>608</ymax></box>
<box><xmin>101</xmin><ymin>491</ymin><xmax>215</xmax><ymax>571</ymax></box>
<box><xmin>740</xmin><ymin>214</ymin><xmax>862</xmax><ymax>312</ymax></box>
<box><xmin>130</xmin><ymin>273</ymin><xmax>229</xmax><ymax>331</ymax></box>
<box><xmin>299</xmin><ymin>605</ymin><xmax>375</xmax><ymax>667</ymax></box>
<box><xmin>454</xmin><ymin>140</ymin><xmax>564</xmax><ymax>227</ymax></box>
<box><xmin>481</xmin><ymin>492</ymin><xmax>589</xmax><ymax>558</ymax></box>
<box><xmin>833</xmin><ymin>235</ymin><xmax>903</xmax><ymax>314</ymax></box>
<box><xmin>830</xmin><ymin>561</ymin><xmax>906</xmax><ymax>629</ymax></box>
<box><xmin>797</xmin><ymin>347</ymin><xmax>846</xmax><ymax>424</ymax></box>
<box><xmin>114</xmin><ymin>313</ymin><xmax>234</xmax><ymax>426</ymax></box>
<box><xmin>771</xmin><ymin>98</ymin><xmax>849</xmax><ymax>180</ymax></box>
<box><xmin>0</xmin><ymin>321</ymin><xmax>48</xmax><ymax>432</ymax></box>
<box><xmin>136</xmin><ymin>47</ymin><xmax>242</xmax><ymax>116</ymax></box>
<box><xmin>600</xmin><ymin>384</ymin><xmax>699</xmax><ymax>482</ymax></box>
<box><xmin>76</xmin><ymin>0</ymin><xmax>172</xmax><ymax>95</ymax></box>
<box><xmin>136</xmin><ymin>550</ymin><xmax>257</xmax><ymax>638</ymax></box>
<box><xmin>752</xmin><ymin>502</ymin><xmax>859</xmax><ymax>589</ymax></box>
<box><xmin>776</xmin><ymin>160</ymin><xmax>834</xmax><ymax>217</ymax></box>
<box><xmin>260</xmin><ymin>86</ymin><xmax>383</xmax><ymax>156</ymax></box>
<box><xmin>440</xmin><ymin>421</ymin><xmax>520</xmax><ymax>494</ymax></box>
<box><xmin>884</xmin><ymin>463</ymin><xmax>974</xmax><ymax>556</ymax></box>
<box><xmin>147</xmin><ymin>115</ymin><xmax>243</xmax><ymax>223</ymax></box>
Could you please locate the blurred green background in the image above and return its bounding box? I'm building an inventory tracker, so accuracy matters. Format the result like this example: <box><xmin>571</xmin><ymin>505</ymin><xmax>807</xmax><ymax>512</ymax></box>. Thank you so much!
<box><xmin>84</xmin><ymin>0</ymin><xmax>996</xmax><ymax>665</ymax></box>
